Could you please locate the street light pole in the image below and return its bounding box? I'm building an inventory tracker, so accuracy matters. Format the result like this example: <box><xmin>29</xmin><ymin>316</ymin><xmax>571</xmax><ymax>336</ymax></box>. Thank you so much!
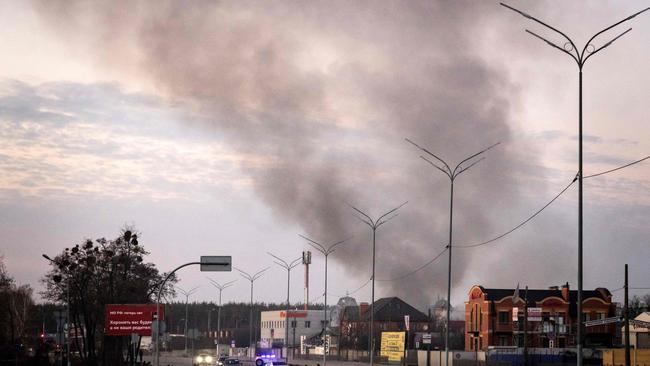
<box><xmin>501</xmin><ymin>5</ymin><xmax>649</xmax><ymax>365</ymax></box>
<box><xmin>207</xmin><ymin>278</ymin><xmax>236</xmax><ymax>357</ymax></box>
<box><xmin>349</xmin><ymin>203</ymin><xmax>407</xmax><ymax>366</ymax></box>
<box><xmin>267</xmin><ymin>253</ymin><xmax>302</xmax><ymax>361</ymax></box>
<box><xmin>176</xmin><ymin>286</ymin><xmax>200</xmax><ymax>355</ymax></box>
<box><xmin>236</xmin><ymin>267</ymin><xmax>270</xmax><ymax>358</ymax></box>
<box><xmin>42</xmin><ymin>254</ymin><xmax>71</xmax><ymax>366</ymax></box>
<box><xmin>406</xmin><ymin>139</ymin><xmax>499</xmax><ymax>366</ymax></box>
<box><xmin>298</xmin><ymin>235</ymin><xmax>349</xmax><ymax>366</ymax></box>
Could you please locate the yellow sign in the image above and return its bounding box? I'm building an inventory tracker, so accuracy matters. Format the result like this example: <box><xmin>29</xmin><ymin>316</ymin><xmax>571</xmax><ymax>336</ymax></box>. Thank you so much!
<box><xmin>380</xmin><ymin>332</ymin><xmax>405</xmax><ymax>362</ymax></box>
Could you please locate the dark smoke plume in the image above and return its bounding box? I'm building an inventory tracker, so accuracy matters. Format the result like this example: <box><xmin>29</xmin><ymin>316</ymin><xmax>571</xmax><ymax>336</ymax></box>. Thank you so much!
<box><xmin>34</xmin><ymin>0</ymin><xmax>574</xmax><ymax>308</ymax></box>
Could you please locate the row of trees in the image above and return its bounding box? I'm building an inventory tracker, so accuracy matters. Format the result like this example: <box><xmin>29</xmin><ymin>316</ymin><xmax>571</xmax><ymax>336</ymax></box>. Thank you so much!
<box><xmin>0</xmin><ymin>256</ymin><xmax>34</xmax><ymax>347</ymax></box>
<box><xmin>41</xmin><ymin>228</ymin><xmax>175</xmax><ymax>366</ymax></box>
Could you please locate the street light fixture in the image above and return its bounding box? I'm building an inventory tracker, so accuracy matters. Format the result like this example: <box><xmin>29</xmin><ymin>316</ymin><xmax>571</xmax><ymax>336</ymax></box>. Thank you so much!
<box><xmin>501</xmin><ymin>4</ymin><xmax>649</xmax><ymax>365</ymax></box>
<box><xmin>267</xmin><ymin>252</ymin><xmax>301</xmax><ymax>361</ymax></box>
<box><xmin>42</xmin><ymin>254</ymin><xmax>71</xmax><ymax>366</ymax></box>
<box><xmin>406</xmin><ymin>138</ymin><xmax>499</xmax><ymax>366</ymax></box>
<box><xmin>349</xmin><ymin>202</ymin><xmax>407</xmax><ymax>366</ymax></box>
<box><xmin>176</xmin><ymin>286</ymin><xmax>200</xmax><ymax>354</ymax></box>
<box><xmin>207</xmin><ymin>278</ymin><xmax>236</xmax><ymax>357</ymax></box>
<box><xmin>298</xmin><ymin>235</ymin><xmax>349</xmax><ymax>366</ymax></box>
<box><xmin>235</xmin><ymin>267</ymin><xmax>270</xmax><ymax>357</ymax></box>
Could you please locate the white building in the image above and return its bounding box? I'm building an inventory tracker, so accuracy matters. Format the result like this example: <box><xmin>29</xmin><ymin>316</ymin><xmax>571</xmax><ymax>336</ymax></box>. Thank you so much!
<box><xmin>260</xmin><ymin>310</ymin><xmax>324</xmax><ymax>347</ymax></box>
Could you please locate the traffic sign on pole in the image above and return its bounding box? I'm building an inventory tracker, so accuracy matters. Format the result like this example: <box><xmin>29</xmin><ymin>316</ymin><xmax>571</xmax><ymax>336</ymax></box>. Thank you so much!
<box><xmin>200</xmin><ymin>256</ymin><xmax>232</xmax><ymax>272</ymax></box>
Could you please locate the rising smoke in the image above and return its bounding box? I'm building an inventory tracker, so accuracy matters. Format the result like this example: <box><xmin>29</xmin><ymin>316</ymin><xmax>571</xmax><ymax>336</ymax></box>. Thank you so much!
<box><xmin>33</xmin><ymin>0</ymin><xmax>575</xmax><ymax>308</ymax></box>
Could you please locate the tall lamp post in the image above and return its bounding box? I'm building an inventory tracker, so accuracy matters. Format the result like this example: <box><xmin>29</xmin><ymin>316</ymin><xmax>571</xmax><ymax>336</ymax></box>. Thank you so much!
<box><xmin>236</xmin><ymin>267</ymin><xmax>270</xmax><ymax>358</ymax></box>
<box><xmin>267</xmin><ymin>253</ymin><xmax>302</xmax><ymax>361</ymax></box>
<box><xmin>501</xmin><ymin>4</ymin><xmax>649</xmax><ymax>366</ymax></box>
<box><xmin>42</xmin><ymin>254</ymin><xmax>71</xmax><ymax>366</ymax></box>
<box><xmin>349</xmin><ymin>203</ymin><xmax>407</xmax><ymax>366</ymax></box>
<box><xmin>406</xmin><ymin>138</ymin><xmax>499</xmax><ymax>366</ymax></box>
<box><xmin>176</xmin><ymin>286</ymin><xmax>200</xmax><ymax>355</ymax></box>
<box><xmin>207</xmin><ymin>278</ymin><xmax>236</xmax><ymax>357</ymax></box>
<box><xmin>298</xmin><ymin>235</ymin><xmax>349</xmax><ymax>366</ymax></box>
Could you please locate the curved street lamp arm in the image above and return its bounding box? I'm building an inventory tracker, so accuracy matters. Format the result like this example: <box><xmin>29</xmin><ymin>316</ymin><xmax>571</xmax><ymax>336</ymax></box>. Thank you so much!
<box><xmin>525</xmin><ymin>29</ymin><xmax>580</xmax><ymax>64</ymax></box>
<box><xmin>500</xmin><ymin>2</ymin><xmax>579</xmax><ymax>60</ymax></box>
<box><xmin>267</xmin><ymin>252</ymin><xmax>289</xmax><ymax>267</ymax></box>
<box><xmin>582</xmin><ymin>28</ymin><xmax>632</xmax><ymax>64</ymax></box>
<box><xmin>234</xmin><ymin>267</ymin><xmax>253</xmax><ymax>281</ymax></box>
<box><xmin>347</xmin><ymin>204</ymin><xmax>376</xmax><ymax>226</ymax></box>
<box><xmin>420</xmin><ymin>156</ymin><xmax>452</xmax><ymax>179</ymax></box>
<box><xmin>406</xmin><ymin>138</ymin><xmax>452</xmax><ymax>175</ymax></box>
<box><xmin>299</xmin><ymin>234</ymin><xmax>327</xmax><ymax>254</ymax></box>
<box><xmin>289</xmin><ymin>257</ymin><xmax>302</xmax><ymax>268</ymax></box>
<box><xmin>351</xmin><ymin>213</ymin><xmax>373</xmax><ymax>227</ymax></box>
<box><xmin>377</xmin><ymin>213</ymin><xmax>399</xmax><ymax>228</ymax></box>
<box><xmin>376</xmin><ymin>201</ymin><xmax>408</xmax><ymax>223</ymax></box>
<box><xmin>581</xmin><ymin>6</ymin><xmax>650</xmax><ymax>61</ymax></box>
<box><xmin>455</xmin><ymin>157</ymin><xmax>486</xmax><ymax>178</ymax></box>
<box><xmin>252</xmin><ymin>267</ymin><xmax>270</xmax><ymax>281</ymax></box>
<box><xmin>452</xmin><ymin>142</ymin><xmax>500</xmax><ymax>176</ymax></box>
<box><xmin>326</xmin><ymin>238</ymin><xmax>350</xmax><ymax>254</ymax></box>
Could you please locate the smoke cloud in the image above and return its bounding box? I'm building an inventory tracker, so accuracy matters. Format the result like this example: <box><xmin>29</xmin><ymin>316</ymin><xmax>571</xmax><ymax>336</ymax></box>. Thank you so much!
<box><xmin>33</xmin><ymin>0</ymin><xmax>575</xmax><ymax>308</ymax></box>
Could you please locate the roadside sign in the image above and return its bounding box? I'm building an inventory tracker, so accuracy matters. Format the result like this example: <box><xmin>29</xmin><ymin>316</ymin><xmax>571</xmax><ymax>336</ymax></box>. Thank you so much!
<box><xmin>200</xmin><ymin>256</ymin><xmax>232</xmax><ymax>272</ymax></box>
<box><xmin>584</xmin><ymin>317</ymin><xmax>620</xmax><ymax>327</ymax></box>
<box><xmin>105</xmin><ymin>304</ymin><xmax>165</xmax><ymax>336</ymax></box>
<box><xmin>528</xmin><ymin>307</ymin><xmax>542</xmax><ymax>322</ymax></box>
<box><xmin>423</xmin><ymin>333</ymin><xmax>432</xmax><ymax>344</ymax></box>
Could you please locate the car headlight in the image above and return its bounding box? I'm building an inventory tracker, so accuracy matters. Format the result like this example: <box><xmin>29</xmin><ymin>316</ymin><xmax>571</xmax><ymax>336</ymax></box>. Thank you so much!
<box><xmin>196</xmin><ymin>356</ymin><xmax>204</xmax><ymax>363</ymax></box>
<box><xmin>205</xmin><ymin>356</ymin><xmax>213</xmax><ymax>363</ymax></box>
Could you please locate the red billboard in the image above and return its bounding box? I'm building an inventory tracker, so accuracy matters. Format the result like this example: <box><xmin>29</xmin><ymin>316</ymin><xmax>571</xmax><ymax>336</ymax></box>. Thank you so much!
<box><xmin>105</xmin><ymin>304</ymin><xmax>165</xmax><ymax>336</ymax></box>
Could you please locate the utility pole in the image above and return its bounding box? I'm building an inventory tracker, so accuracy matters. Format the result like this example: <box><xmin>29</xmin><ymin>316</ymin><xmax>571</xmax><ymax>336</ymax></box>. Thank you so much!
<box><xmin>501</xmin><ymin>4</ymin><xmax>650</xmax><ymax>366</ymax></box>
<box><xmin>207</xmin><ymin>278</ymin><xmax>236</xmax><ymax>357</ymax></box>
<box><xmin>625</xmin><ymin>264</ymin><xmax>630</xmax><ymax>366</ymax></box>
<box><xmin>523</xmin><ymin>286</ymin><xmax>528</xmax><ymax>366</ymax></box>
<box><xmin>267</xmin><ymin>252</ymin><xmax>302</xmax><ymax>362</ymax></box>
<box><xmin>406</xmin><ymin>138</ymin><xmax>499</xmax><ymax>366</ymax></box>
<box><xmin>176</xmin><ymin>286</ymin><xmax>200</xmax><ymax>355</ymax></box>
<box><xmin>236</xmin><ymin>267</ymin><xmax>270</xmax><ymax>358</ymax></box>
<box><xmin>350</xmin><ymin>203</ymin><xmax>407</xmax><ymax>366</ymax></box>
<box><xmin>298</xmin><ymin>235</ymin><xmax>349</xmax><ymax>366</ymax></box>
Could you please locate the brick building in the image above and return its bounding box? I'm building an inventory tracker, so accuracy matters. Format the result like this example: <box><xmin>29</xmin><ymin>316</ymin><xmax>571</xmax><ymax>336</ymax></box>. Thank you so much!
<box><xmin>339</xmin><ymin>297</ymin><xmax>429</xmax><ymax>351</ymax></box>
<box><xmin>465</xmin><ymin>283</ymin><xmax>615</xmax><ymax>351</ymax></box>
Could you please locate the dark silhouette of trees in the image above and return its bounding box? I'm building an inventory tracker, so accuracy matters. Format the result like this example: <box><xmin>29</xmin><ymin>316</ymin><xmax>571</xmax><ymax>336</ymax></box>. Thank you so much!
<box><xmin>41</xmin><ymin>227</ymin><xmax>175</xmax><ymax>366</ymax></box>
<box><xmin>0</xmin><ymin>255</ymin><xmax>34</xmax><ymax>348</ymax></box>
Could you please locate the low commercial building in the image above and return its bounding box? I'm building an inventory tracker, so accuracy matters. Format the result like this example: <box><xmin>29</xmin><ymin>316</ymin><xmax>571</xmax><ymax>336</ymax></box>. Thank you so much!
<box><xmin>464</xmin><ymin>283</ymin><xmax>616</xmax><ymax>351</ymax></box>
<box><xmin>260</xmin><ymin>310</ymin><xmax>323</xmax><ymax>347</ymax></box>
<box><xmin>622</xmin><ymin>312</ymin><xmax>650</xmax><ymax>349</ymax></box>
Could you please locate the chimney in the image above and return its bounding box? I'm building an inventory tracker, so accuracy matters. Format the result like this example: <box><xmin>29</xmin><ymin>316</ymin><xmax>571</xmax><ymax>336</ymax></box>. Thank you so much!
<box><xmin>561</xmin><ymin>282</ymin><xmax>570</xmax><ymax>301</ymax></box>
<box><xmin>360</xmin><ymin>302</ymin><xmax>369</xmax><ymax>315</ymax></box>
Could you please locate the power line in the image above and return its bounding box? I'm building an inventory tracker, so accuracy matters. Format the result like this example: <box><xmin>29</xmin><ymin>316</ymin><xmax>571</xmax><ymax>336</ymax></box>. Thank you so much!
<box><xmin>584</xmin><ymin>155</ymin><xmax>650</xmax><ymax>179</ymax></box>
<box><xmin>377</xmin><ymin>247</ymin><xmax>448</xmax><ymax>281</ymax></box>
<box><xmin>456</xmin><ymin>177</ymin><xmax>575</xmax><ymax>248</ymax></box>
<box><xmin>371</xmin><ymin>155</ymin><xmax>649</xmax><ymax>281</ymax></box>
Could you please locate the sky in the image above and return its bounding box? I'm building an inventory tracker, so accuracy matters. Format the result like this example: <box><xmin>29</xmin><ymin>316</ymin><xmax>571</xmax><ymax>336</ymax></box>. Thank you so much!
<box><xmin>0</xmin><ymin>0</ymin><xmax>649</xmax><ymax>313</ymax></box>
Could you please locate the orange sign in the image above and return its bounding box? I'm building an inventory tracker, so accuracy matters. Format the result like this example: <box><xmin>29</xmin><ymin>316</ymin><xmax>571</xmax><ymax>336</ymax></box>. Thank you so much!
<box><xmin>280</xmin><ymin>311</ymin><xmax>308</xmax><ymax>318</ymax></box>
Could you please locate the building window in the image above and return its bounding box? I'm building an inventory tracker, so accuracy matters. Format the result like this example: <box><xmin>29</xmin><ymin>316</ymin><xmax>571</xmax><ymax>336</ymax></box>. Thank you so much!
<box><xmin>305</xmin><ymin>321</ymin><xmax>311</xmax><ymax>328</ymax></box>
<box><xmin>582</xmin><ymin>312</ymin><xmax>590</xmax><ymax>322</ymax></box>
<box><xmin>498</xmin><ymin>311</ymin><xmax>510</xmax><ymax>324</ymax></box>
<box><xmin>291</xmin><ymin>320</ymin><xmax>297</xmax><ymax>328</ymax></box>
<box><xmin>470</xmin><ymin>308</ymin><xmax>475</xmax><ymax>330</ymax></box>
<box><xmin>597</xmin><ymin>312</ymin><xmax>606</xmax><ymax>320</ymax></box>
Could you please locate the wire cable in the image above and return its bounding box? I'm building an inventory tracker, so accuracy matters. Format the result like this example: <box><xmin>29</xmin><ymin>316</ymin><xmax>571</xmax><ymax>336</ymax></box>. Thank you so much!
<box><xmin>376</xmin><ymin>247</ymin><xmax>448</xmax><ymax>282</ymax></box>
<box><xmin>373</xmin><ymin>155</ymin><xmax>649</xmax><ymax>281</ymax></box>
